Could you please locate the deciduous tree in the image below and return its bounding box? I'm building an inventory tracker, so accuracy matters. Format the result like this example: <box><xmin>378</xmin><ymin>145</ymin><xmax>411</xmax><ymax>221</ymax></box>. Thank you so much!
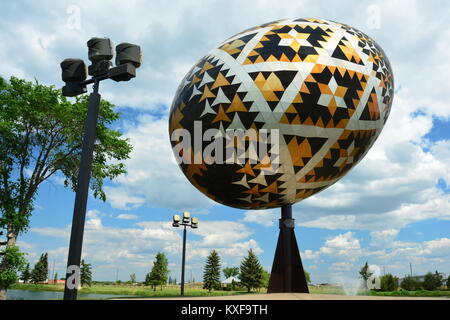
<box><xmin>0</xmin><ymin>76</ymin><xmax>132</xmax><ymax>299</ymax></box>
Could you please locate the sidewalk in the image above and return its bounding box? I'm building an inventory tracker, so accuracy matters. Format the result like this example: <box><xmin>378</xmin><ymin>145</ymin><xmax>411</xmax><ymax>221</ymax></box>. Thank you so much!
<box><xmin>120</xmin><ymin>293</ymin><xmax>449</xmax><ymax>300</ymax></box>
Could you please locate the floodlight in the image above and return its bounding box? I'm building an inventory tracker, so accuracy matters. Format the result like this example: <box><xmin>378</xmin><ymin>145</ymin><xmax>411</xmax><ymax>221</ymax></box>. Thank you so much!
<box><xmin>60</xmin><ymin>58</ymin><xmax>87</xmax><ymax>97</ymax></box>
<box><xmin>87</xmin><ymin>37</ymin><xmax>114</xmax><ymax>77</ymax></box>
<box><xmin>61</xmin><ymin>59</ymin><xmax>87</xmax><ymax>82</ymax></box>
<box><xmin>87</xmin><ymin>37</ymin><xmax>114</xmax><ymax>61</ymax></box>
<box><xmin>191</xmin><ymin>217</ymin><xmax>198</xmax><ymax>228</ymax></box>
<box><xmin>182</xmin><ymin>211</ymin><xmax>190</xmax><ymax>223</ymax></box>
<box><xmin>115</xmin><ymin>43</ymin><xmax>142</xmax><ymax>68</ymax></box>
<box><xmin>173</xmin><ymin>215</ymin><xmax>181</xmax><ymax>223</ymax></box>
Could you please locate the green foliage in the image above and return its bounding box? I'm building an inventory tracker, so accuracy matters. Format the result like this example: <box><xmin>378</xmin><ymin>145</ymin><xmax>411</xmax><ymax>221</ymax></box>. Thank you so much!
<box><xmin>80</xmin><ymin>259</ymin><xmax>92</xmax><ymax>287</ymax></box>
<box><xmin>0</xmin><ymin>76</ymin><xmax>132</xmax><ymax>235</ymax></box>
<box><xmin>446</xmin><ymin>275</ymin><xmax>450</xmax><ymax>289</ymax></box>
<box><xmin>203</xmin><ymin>250</ymin><xmax>221</xmax><ymax>292</ymax></box>
<box><xmin>305</xmin><ymin>270</ymin><xmax>311</xmax><ymax>284</ymax></box>
<box><xmin>0</xmin><ymin>245</ymin><xmax>27</xmax><ymax>288</ymax></box>
<box><xmin>380</xmin><ymin>274</ymin><xmax>399</xmax><ymax>291</ymax></box>
<box><xmin>359</xmin><ymin>262</ymin><xmax>373</xmax><ymax>288</ymax></box>
<box><xmin>400</xmin><ymin>276</ymin><xmax>422</xmax><ymax>291</ymax></box>
<box><xmin>261</xmin><ymin>269</ymin><xmax>270</xmax><ymax>288</ymax></box>
<box><xmin>31</xmin><ymin>253</ymin><xmax>48</xmax><ymax>284</ymax></box>
<box><xmin>423</xmin><ymin>271</ymin><xmax>443</xmax><ymax>291</ymax></box>
<box><xmin>145</xmin><ymin>252</ymin><xmax>169</xmax><ymax>290</ymax></box>
<box><xmin>239</xmin><ymin>249</ymin><xmax>264</xmax><ymax>292</ymax></box>
<box><xmin>223</xmin><ymin>267</ymin><xmax>239</xmax><ymax>279</ymax></box>
<box><xmin>20</xmin><ymin>263</ymin><xmax>31</xmax><ymax>283</ymax></box>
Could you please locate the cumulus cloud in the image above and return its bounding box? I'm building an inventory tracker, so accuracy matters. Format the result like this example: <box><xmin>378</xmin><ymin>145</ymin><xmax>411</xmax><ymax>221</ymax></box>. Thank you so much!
<box><xmin>31</xmin><ymin>211</ymin><xmax>262</xmax><ymax>280</ymax></box>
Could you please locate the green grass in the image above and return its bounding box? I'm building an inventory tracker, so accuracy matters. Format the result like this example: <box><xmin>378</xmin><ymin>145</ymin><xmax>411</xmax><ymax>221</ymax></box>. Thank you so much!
<box><xmin>10</xmin><ymin>283</ymin><xmax>449</xmax><ymax>298</ymax></box>
<box><xmin>365</xmin><ymin>289</ymin><xmax>450</xmax><ymax>297</ymax></box>
<box><xmin>9</xmin><ymin>283</ymin><xmax>257</xmax><ymax>298</ymax></box>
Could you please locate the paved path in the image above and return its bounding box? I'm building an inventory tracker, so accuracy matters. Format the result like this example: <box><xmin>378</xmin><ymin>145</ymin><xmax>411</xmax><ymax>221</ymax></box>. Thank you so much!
<box><xmin>120</xmin><ymin>293</ymin><xmax>449</xmax><ymax>300</ymax></box>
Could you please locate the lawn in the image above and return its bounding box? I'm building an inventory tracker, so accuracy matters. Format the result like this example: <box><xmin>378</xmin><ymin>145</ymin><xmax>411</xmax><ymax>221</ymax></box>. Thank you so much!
<box><xmin>9</xmin><ymin>283</ymin><xmax>257</xmax><ymax>298</ymax></box>
<box><xmin>10</xmin><ymin>283</ymin><xmax>450</xmax><ymax>298</ymax></box>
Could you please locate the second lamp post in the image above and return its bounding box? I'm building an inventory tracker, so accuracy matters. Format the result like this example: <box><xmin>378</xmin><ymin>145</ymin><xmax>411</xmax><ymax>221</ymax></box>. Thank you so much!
<box><xmin>172</xmin><ymin>212</ymin><xmax>198</xmax><ymax>296</ymax></box>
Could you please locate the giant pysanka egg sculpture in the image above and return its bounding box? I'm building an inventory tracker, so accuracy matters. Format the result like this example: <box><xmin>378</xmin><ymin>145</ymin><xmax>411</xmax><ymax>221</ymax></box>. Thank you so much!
<box><xmin>169</xmin><ymin>18</ymin><xmax>394</xmax><ymax>210</ymax></box>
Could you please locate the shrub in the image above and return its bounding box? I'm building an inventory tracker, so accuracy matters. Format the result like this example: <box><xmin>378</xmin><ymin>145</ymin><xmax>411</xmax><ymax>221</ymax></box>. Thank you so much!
<box><xmin>401</xmin><ymin>276</ymin><xmax>422</xmax><ymax>291</ymax></box>
<box><xmin>423</xmin><ymin>271</ymin><xmax>443</xmax><ymax>291</ymax></box>
<box><xmin>380</xmin><ymin>274</ymin><xmax>399</xmax><ymax>291</ymax></box>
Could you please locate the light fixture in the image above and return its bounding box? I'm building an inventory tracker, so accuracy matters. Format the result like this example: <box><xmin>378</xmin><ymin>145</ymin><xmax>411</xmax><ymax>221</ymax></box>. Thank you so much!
<box><xmin>60</xmin><ymin>58</ymin><xmax>87</xmax><ymax>97</ymax></box>
<box><xmin>171</xmin><ymin>212</ymin><xmax>199</xmax><ymax>296</ymax></box>
<box><xmin>182</xmin><ymin>211</ymin><xmax>190</xmax><ymax>223</ymax></box>
<box><xmin>87</xmin><ymin>37</ymin><xmax>114</xmax><ymax>77</ymax></box>
<box><xmin>115</xmin><ymin>42</ymin><xmax>142</xmax><ymax>68</ymax></box>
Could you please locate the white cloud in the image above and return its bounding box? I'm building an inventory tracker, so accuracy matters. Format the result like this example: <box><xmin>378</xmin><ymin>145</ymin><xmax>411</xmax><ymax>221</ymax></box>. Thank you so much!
<box><xmin>116</xmin><ymin>214</ymin><xmax>139</xmax><ymax>220</ymax></box>
<box><xmin>370</xmin><ymin>229</ymin><xmax>399</xmax><ymax>247</ymax></box>
<box><xmin>31</xmin><ymin>212</ymin><xmax>262</xmax><ymax>281</ymax></box>
<box><xmin>242</xmin><ymin>209</ymin><xmax>278</xmax><ymax>227</ymax></box>
<box><xmin>330</xmin><ymin>261</ymin><xmax>353</xmax><ymax>272</ymax></box>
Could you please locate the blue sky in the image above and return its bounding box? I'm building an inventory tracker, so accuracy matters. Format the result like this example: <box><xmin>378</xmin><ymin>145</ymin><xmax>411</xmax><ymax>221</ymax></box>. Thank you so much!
<box><xmin>1</xmin><ymin>0</ymin><xmax>449</xmax><ymax>284</ymax></box>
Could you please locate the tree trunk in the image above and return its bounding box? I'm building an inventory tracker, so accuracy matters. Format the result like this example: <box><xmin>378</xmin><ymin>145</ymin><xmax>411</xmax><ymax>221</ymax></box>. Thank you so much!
<box><xmin>0</xmin><ymin>224</ymin><xmax>18</xmax><ymax>300</ymax></box>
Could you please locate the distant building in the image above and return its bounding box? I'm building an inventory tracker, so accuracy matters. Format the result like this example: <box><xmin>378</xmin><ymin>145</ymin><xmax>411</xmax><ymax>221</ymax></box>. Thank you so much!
<box><xmin>221</xmin><ymin>276</ymin><xmax>240</xmax><ymax>286</ymax></box>
<box><xmin>48</xmin><ymin>279</ymin><xmax>66</xmax><ymax>285</ymax></box>
<box><xmin>398</xmin><ymin>273</ymin><xmax>446</xmax><ymax>285</ymax></box>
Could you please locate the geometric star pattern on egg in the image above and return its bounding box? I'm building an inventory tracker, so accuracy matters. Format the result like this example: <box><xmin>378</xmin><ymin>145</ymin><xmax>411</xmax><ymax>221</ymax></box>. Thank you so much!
<box><xmin>169</xmin><ymin>18</ymin><xmax>394</xmax><ymax>210</ymax></box>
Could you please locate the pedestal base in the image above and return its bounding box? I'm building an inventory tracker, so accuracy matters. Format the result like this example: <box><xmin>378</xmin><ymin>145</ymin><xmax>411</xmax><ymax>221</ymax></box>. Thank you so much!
<box><xmin>267</xmin><ymin>205</ymin><xmax>309</xmax><ymax>293</ymax></box>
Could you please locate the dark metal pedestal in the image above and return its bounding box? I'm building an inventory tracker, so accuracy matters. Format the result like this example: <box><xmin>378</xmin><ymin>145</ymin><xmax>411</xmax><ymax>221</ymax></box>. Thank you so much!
<box><xmin>267</xmin><ymin>204</ymin><xmax>309</xmax><ymax>293</ymax></box>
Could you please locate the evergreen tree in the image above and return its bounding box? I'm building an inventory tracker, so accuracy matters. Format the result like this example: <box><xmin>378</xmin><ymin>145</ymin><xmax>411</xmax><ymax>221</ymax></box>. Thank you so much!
<box><xmin>145</xmin><ymin>252</ymin><xmax>169</xmax><ymax>291</ymax></box>
<box><xmin>359</xmin><ymin>262</ymin><xmax>373</xmax><ymax>288</ymax></box>
<box><xmin>423</xmin><ymin>271</ymin><xmax>443</xmax><ymax>291</ymax></box>
<box><xmin>130</xmin><ymin>273</ymin><xmax>136</xmax><ymax>284</ymax></box>
<box><xmin>80</xmin><ymin>259</ymin><xmax>92</xmax><ymax>287</ymax></box>
<box><xmin>31</xmin><ymin>253</ymin><xmax>48</xmax><ymax>284</ymax></box>
<box><xmin>20</xmin><ymin>263</ymin><xmax>31</xmax><ymax>283</ymax></box>
<box><xmin>239</xmin><ymin>249</ymin><xmax>264</xmax><ymax>292</ymax></box>
<box><xmin>53</xmin><ymin>272</ymin><xmax>58</xmax><ymax>283</ymax></box>
<box><xmin>203</xmin><ymin>250</ymin><xmax>221</xmax><ymax>292</ymax></box>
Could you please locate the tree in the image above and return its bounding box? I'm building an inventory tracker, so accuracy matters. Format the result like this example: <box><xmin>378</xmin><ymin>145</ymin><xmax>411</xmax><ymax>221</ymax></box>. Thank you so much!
<box><xmin>145</xmin><ymin>252</ymin><xmax>169</xmax><ymax>291</ymax></box>
<box><xmin>203</xmin><ymin>250</ymin><xmax>221</xmax><ymax>292</ymax></box>
<box><xmin>446</xmin><ymin>275</ymin><xmax>450</xmax><ymax>289</ymax></box>
<box><xmin>0</xmin><ymin>245</ymin><xmax>26</xmax><ymax>299</ymax></box>
<box><xmin>423</xmin><ymin>271</ymin><xmax>443</xmax><ymax>291</ymax></box>
<box><xmin>401</xmin><ymin>276</ymin><xmax>422</xmax><ymax>291</ymax></box>
<box><xmin>239</xmin><ymin>249</ymin><xmax>264</xmax><ymax>293</ymax></box>
<box><xmin>20</xmin><ymin>262</ymin><xmax>31</xmax><ymax>283</ymax></box>
<box><xmin>380</xmin><ymin>274</ymin><xmax>399</xmax><ymax>292</ymax></box>
<box><xmin>80</xmin><ymin>259</ymin><xmax>92</xmax><ymax>287</ymax></box>
<box><xmin>223</xmin><ymin>267</ymin><xmax>239</xmax><ymax>279</ymax></box>
<box><xmin>359</xmin><ymin>262</ymin><xmax>373</xmax><ymax>288</ymax></box>
<box><xmin>53</xmin><ymin>272</ymin><xmax>58</xmax><ymax>283</ymax></box>
<box><xmin>261</xmin><ymin>269</ymin><xmax>270</xmax><ymax>288</ymax></box>
<box><xmin>31</xmin><ymin>253</ymin><xmax>48</xmax><ymax>284</ymax></box>
<box><xmin>130</xmin><ymin>273</ymin><xmax>136</xmax><ymax>284</ymax></box>
<box><xmin>0</xmin><ymin>76</ymin><xmax>132</xmax><ymax>298</ymax></box>
<box><xmin>305</xmin><ymin>270</ymin><xmax>311</xmax><ymax>284</ymax></box>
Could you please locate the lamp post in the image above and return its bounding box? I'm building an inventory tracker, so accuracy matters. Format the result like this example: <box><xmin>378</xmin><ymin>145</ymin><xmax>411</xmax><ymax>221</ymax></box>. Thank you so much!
<box><xmin>172</xmin><ymin>212</ymin><xmax>198</xmax><ymax>296</ymax></box>
<box><xmin>60</xmin><ymin>37</ymin><xmax>142</xmax><ymax>300</ymax></box>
